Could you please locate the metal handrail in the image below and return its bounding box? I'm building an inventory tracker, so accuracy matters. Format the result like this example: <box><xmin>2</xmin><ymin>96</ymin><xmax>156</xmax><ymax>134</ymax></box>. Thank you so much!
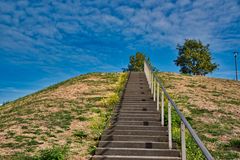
<box><xmin>144</xmin><ymin>60</ymin><xmax>214</xmax><ymax>160</ymax></box>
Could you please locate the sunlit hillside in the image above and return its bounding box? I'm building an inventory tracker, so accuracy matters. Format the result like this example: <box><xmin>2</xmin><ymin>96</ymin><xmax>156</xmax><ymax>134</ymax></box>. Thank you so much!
<box><xmin>0</xmin><ymin>72</ymin><xmax>127</xmax><ymax>160</ymax></box>
<box><xmin>159</xmin><ymin>72</ymin><xmax>240</xmax><ymax>159</ymax></box>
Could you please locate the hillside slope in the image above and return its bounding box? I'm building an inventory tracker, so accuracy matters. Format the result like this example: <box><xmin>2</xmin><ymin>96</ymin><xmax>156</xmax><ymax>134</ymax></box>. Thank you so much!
<box><xmin>0</xmin><ymin>72</ymin><xmax>127</xmax><ymax>160</ymax></box>
<box><xmin>158</xmin><ymin>72</ymin><xmax>240</xmax><ymax>159</ymax></box>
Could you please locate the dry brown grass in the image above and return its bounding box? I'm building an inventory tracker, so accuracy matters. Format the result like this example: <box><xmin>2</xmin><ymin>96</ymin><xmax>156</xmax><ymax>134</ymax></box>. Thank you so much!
<box><xmin>159</xmin><ymin>72</ymin><xmax>240</xmax><ymax>159</ymax></box>
<box><xmin>0</xmin><ymin>72</ymin><xmax>127</xmax><ymax>159</ymax></box>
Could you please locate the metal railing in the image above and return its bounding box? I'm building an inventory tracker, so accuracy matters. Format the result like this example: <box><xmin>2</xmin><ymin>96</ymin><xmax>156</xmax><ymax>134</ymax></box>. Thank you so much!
<box><xmin>144</xmin><ymin>60</ymin><xmax>214</xmax><ymax>160</ymax></box>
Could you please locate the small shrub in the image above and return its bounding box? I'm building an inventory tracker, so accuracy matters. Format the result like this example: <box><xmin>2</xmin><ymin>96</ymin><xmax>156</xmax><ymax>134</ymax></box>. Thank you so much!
<box><xmin>73</xmin><ymin>130</ymin><xmax>87</xmax><ymax>139</ymax></box>
<box><xmin>88</xmin><ymin>145</ymin><xmax>96</xmax><ymax>155</ymax></box>
<box><xmin>91</xmin><ymin>107</ymin><xmax>101</xmax><ymax>113</ymax></box>
<box><xmin>230</xmin><ymin>139</ymin><xmax>240</xmax><ymax>147</ymax></box>
<box><xmin>38</xmin><ymin>145</ymin><xmax>69</xmax><ymax>160</ymax></box>
<box><xmin>48</xmin><ymin>111</ymin><xmax>72</xmax><ymax>129</ymax></box>
<box><xmin>78</xmin><ymin>116</ymin><xmax>87</xmax><ymax>121</ymax></box>
<box><xmin>11</xmin><ymin>152</ymin><xmax>34</xmax><ymax>160</ymax></box>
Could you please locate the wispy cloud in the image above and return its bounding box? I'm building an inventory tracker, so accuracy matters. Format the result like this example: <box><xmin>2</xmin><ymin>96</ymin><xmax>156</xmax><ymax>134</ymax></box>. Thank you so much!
<box><xmin>1</xmin><ymin>0</ymin><xmax>239</xmax><ymax>59</ymax></box>
<box><xmin>0</xmin><ymin>0</ymin><xmax>240</xmax><ymax>102</ymax></box>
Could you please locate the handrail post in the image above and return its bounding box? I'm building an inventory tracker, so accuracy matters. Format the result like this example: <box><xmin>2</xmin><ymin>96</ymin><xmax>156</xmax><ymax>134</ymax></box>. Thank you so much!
<box><xmin>148</xmin><ymin>69</ymin><xmax>150</xmax><ymax>88</ymax></box>
<box><xmin>181</xmin><ymin>121</ymin><xmax>186</xmax><ymax>160</ymax></box>
<box><xmin>161</xmin><ymin>90</ymin><xmax>164</xmax><ymax>126</ymax></box>
<box><xmin>150</xmin><ymin>72</ymin><xmax>152</xmax><ymax>92</ymax></box>
<box><xmin>168</xmin><ymin>101</ymin><xmax>172</xmax><ymax>149</ymax></box>
<box><xmin>151</xmin><ymin>73</ymin><xmax>154</xmax><ymax>94</ymax></box>
<box><xmin>148</xmin><ymin>67</ymin><xmax>150</xmax><ymax>87</ymax></box>
<box><xmin>157</xmin><ymin>83</ymin><xmax>159</xmax><ymax>111</ymax></box>
<box><xmin>147</xmin><ymin>64</ymin><xmax>150</xmax><ymax>87</ymax></box>
<box><xmin>153</xmin><ymin>78</ymin><xmax>156</xmax><ymax>101</ymax></box>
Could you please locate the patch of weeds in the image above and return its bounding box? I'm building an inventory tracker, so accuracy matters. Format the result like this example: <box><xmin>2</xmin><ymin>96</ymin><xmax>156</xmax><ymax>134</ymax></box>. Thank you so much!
<box><xmin>72</xmin><ymin>107</ymin><xmax>85</xmax><ymax>115</ymax></box>
<box><xmin>90</xmin><ymin>115</ymin><xmax>107</xmax><ymax>140</ymax></box>
<box><xmin>14</xmin><ymin>117</ymin><xmax>29</xmax><ymax>124</ymax></box>
<box><xmin>87</xmin><ymin>97</ymin><xmax>103</xmax><ymax>103</ymax></box>
<box><xmin>22</xmin><ymin>125</ymin><xmax>28</xmax><ymax>129</ymax></box>
<box><xmin>6</xmin><ymin>130</ymin><xmax>16</xmax><ymax>138</ymax></box>
<box><xmin>1</xmin><ymin>142</ymin><xmax>26</xmax><ymax>149</ymax></box>
<box><xmin>229</xmin><ymin>139</ymin><xmax>240</xmax><ymax>149</ymax></box>
<box><xmin>26</xmin><ymin>139</ymin><xmax>41</xmax><ymax>146</ymax></box>
<box><xmin>91</xmin><ymin>107</ymin><xmax>101</xmax><ymax>113</ymax></box>
<box><xmin>10</xmin><ymin>152</ymin><xmax>34</xmax><ymax>160</ymax></box>
<box><xmin>48</xmin><ymin>110</ymin><xmax>72</xmax><ymax>130</ymax></box>
<box><xmin>40</xmin><ymin>136</ymin><xmax>46</xmax><ymax>141</ymax></box>
<box><xmin>197</xmin><ymin>84</ymin><xmax>207</xmax><ymax>89</ymax></box>
<box><xmin>201</xmin><ymin>135</ymin><xmax>217</xmax><ymax>143</ymax></box>
<box><xmin>211</xmin><ymin>90</ymin><xmax>222</xmax><ymax>97</ymax></box>
<box><xmin>33</xmin><ymin>129</ymin><xmax>42</xmax><ymax>135</ymax></box>
<box><xmin>100</xmin><ymin>93</ymin><xmax>119</xmax><ymax>107</ymax></box>
<box><xmin>212</xmin><ymin>150</ymin><xmax>239</xmax><ymax>160</ymax></box>
<box><xmin>66</xmin><ymin>138</ymin><xmax>72</xmax><ymax>144</ymax></box>
<box><xmin>186</xmin><ymin>84</ymin><xmax>195</xmax><ymax>88</ymax></box>
<box><xmin>188</xmin><ymin>105</ymin><xmax>213</xmax><ymax>115</ymax></box>
<box><xmin>37</xmin><ymin>145</ymin><xmax>69</xmax><ymax>160</ymax></box>
<box><xmin>169</xmin><ymin>76</ymin><xmax>183</xmax><ymax>80</ymax></box>
<box><xmin>185</xmin><ymin>134</ymin><xmax>205</xmax><ymax>160</ymax></box>
<box><xmin>88</xmin><ymin>145</ymin><xmax>97</xmax><ymax>155</ymax></box>
<box><xmin>45</xmin><ymin>131</ymin><xmax>57</xmax><ymax>138</ymax></box>
<box><xmin>85</xmin><ymin>103</ymin><xmax>95</xmax><ymax>108</ymax></box>
<box><xmin>207</xmin><ymin>129</ymin><xmax>223</xmax><ymax>136</ymax></box>
<box><xmin>174</xmin><ymin>95</ymin><xmax>189</xmax><ymax>104</ymax></box>
<box><xmin>222</xmin><ymin>139</ymin><xmax>240</xmax><ymax>152</ymax></box>
<box><xmin>221</xmin><ymin>99</ymin><xmax>240</xmax><ymax>105</ymax></box>
<box><xmin>25</xmin><ymin>146</ymin><xmax>35</xmax><ymax>153</ymax></box>
<box><xmin>56</xmin><ymin>129</ymin><xmax>64</xmax><ymax>133</ymax></box>
<box><xmin>73</xmin><ymin>130</ymin><xmax>87</xmax><ymax>142</ymax></box>
<box><xmin>15</xmin><ymin>135</ymin><xmax>32</xmax><ymax>142</ymax></box>
<box><xmin>78</xmin><ymin>116</ymin><xmax>88</xmax><ymax>121</ymax></box>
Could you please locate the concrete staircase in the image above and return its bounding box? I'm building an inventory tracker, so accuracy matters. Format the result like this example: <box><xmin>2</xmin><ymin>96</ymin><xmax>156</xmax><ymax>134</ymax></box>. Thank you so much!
<box><xmin>92</xmin><ymin>72</ymin><xmax>181</xmax><ymax>160</ymax></box>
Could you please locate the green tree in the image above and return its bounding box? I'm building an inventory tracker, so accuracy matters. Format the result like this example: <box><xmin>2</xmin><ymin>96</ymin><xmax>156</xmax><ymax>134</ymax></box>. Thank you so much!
<box><xmin>126</xmin><ymin>52</ymin><xmax>146</xmax><ymax>71</ymax></box>
<box><xmin>174</xmin><ymin>39</ymin><xmax>218</xmax><ymax>75</ymax></box>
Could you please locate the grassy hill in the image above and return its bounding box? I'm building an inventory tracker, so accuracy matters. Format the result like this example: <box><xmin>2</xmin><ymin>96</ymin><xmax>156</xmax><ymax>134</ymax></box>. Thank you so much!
<box><xmin>0</xmin><ymin>71</ymin><xmax>239</xmax><ymax>160</ymax></box>
<box><xmin>0</xmin><ymin>72</ymin><xmax>127</xmax><ymax>160</ymax></box>
<box><xmin>158</xmin><ymin>72</ymin><xmax>240</xmax><ymax>159</ymax></box>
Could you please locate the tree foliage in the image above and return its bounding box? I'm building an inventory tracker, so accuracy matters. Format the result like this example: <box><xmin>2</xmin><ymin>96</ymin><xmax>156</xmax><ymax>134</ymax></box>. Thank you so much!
<box><xmin>126</xmin><ymin>52</ymin><xmax>146</xmax><ymax>71</ymax></box>
<box><xmin>174</xmin><ymin>39</ymin><xmax>218</xmax><ymax>75</ymax></box>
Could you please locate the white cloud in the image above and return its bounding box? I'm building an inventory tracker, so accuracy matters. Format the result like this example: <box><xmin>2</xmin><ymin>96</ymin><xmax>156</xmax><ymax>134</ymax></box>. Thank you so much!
<box><xmin>0</xmin><ymin>0</ymin><xmax>240</xmax><ymax>67</ymax></box>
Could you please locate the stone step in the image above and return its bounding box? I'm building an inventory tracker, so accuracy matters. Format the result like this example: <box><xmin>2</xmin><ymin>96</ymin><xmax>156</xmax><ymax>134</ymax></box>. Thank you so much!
<box><xmin>112</xmin><ymin>113</ymin><xmax>160</xmax><ymax>117</ymax></box>
<box><xmin>108</xmin><ymin>125</ymin><xmax>166</xmax><ymax>130</ymax></box>
<box><xmin>118</xmin><ymin>108</ymin><xmax>157</xmax><ymax>111</ymax></box>
<box><xmin>115</xmin><ymin>110</ymin><xmax>159</xmax><ymax>114</ymax></box>
<box><xmin>100</xmin><ymin>135</ymin><xmax>168</xmax><ymax>142</ymax></box>
<box><xmin>95</xmin><ymin>148</ymin><xmax>180</xmax><ymax>157</ymax></box>
<box><xmin>92</xmin><ymin>155</ymin><xmax>180</xmax><ymax>160</ymax></box>
<box><xmin>111</xmin><ymin>117</ymin><xmax>160</xmax><ymax>122</ymax></box>
<box><xmin>103</xmin><ymin>129</ymin><xmax>167</xmax><ymax>136</ymax></box>
<box><xmin>98</xmin><ymin>141</ymin><xmax>176</xmax><ymax>149</ymax></box>
<box><xmin>110</xmin><ymin>121</ymin><xmax>162</xmax><ymax>126</ymax></box>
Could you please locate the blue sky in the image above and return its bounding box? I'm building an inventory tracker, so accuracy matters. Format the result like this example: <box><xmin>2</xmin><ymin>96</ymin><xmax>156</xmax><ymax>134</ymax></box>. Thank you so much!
<box><xmin>0</xmin><ymin>0</ymin><xmax>240</xmax><ymax>103</ymax></box>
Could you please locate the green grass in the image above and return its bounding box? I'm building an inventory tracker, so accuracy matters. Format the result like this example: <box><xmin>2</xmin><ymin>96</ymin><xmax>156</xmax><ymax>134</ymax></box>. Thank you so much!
<box><xmin>221</xmin><ymin>99</ymin><xmax>240</xmax><ymax>105</ymax></box>
<box><xmin>37</xmin><ymin>145</ymin><xmax>69</xmax><ymax>160</ymax></box>
<box><xmin>73</xmin><ymin>130</ymin><xmax>88</xmax><ymax>141</ymax></box>
<box><xmin>158</xmin><ymin>72</ymin><xmax>240</xmax><ymax>159</ymax></box>
<box><xmin>6</xmin><ymin>145</ymin><xmax>69</xmax><ymax>160</ymax></box>
<box><xmin>164</xmin><ymin>104</ymin><xmax>205</xmax><ymax>159</ymax></box>
<box><xmin>48</xmin><ymin>110</ymin><xmax>73</xmax><ymax>130</ymax></box>
<box><xmin>0</xmin><ymin>72</ymin><xmax>128</xmax><ymax>159</ymax></box>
